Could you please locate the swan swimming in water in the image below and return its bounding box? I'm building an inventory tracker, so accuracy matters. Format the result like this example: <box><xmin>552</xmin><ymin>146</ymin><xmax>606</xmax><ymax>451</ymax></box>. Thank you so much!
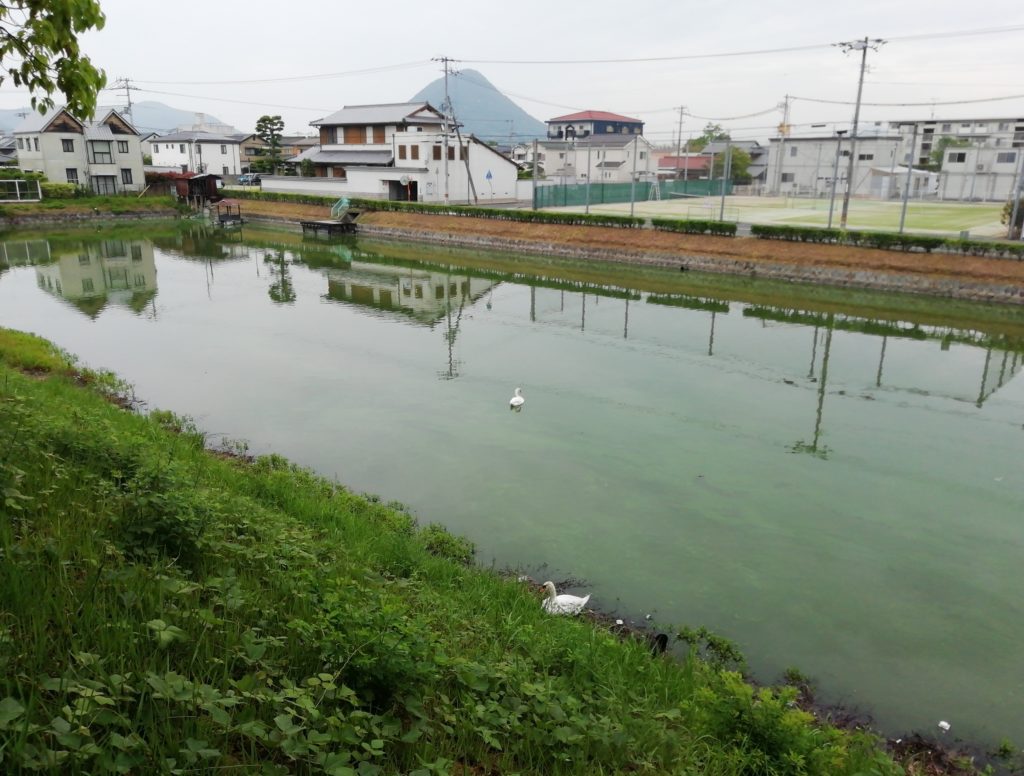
<box><xmin>541</xmin><ymin>581</ymin><xmax>590</xmax><ymax>615</ymax></box>
<box><xmin>509</xmin><ymin>387</ymin><xmax>525</xmax><ymax>411</ymax></box>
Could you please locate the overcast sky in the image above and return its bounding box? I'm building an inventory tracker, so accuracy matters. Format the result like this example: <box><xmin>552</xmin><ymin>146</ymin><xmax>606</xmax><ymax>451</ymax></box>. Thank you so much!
<box><xmin>4</xmin><ymin>0</ymin><xmax>1024</xmax><ymax>144</ymax></box>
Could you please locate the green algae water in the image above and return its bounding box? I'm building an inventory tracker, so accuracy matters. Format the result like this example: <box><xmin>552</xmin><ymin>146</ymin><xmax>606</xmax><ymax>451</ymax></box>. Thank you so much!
<box><xmin>1</xmin><ymin>224</ymin><xmax>1022</xmax><ymax>744</ymax></box>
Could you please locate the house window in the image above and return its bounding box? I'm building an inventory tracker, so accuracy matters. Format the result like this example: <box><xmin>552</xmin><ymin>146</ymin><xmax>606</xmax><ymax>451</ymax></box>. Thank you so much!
<box><xmin>134</xmin><ymin>273</ymin><xmax>146</xmax><ymax>287</ymax></box>
<box><xmin>605</xmin><ymin>126</ymin><xmax>613</xmax><ymax>132</ymax></box>
<box><xmin>996</xmin><ymin>152</ymin><xmax>1017</xmax><ymax>164</ymax></box>
<box><xmin>447</xmin><ymin>146</ymin><xmax>455</xmax><ymax>160</ymax></box>
<box><xmin>66</xmin><ymin>168</ymin><xmax>79</xmax><ymax>184</ymax></box>
<box><xmin>948</xmin><ymin>151</ymin><xmax>967</xmax><ymax>163</ymax></box>
<box><xmin>941</xmin><ymin>123</ymin><xmax>951</xmax><ymax>132</ymax></box>
<box><xmin>222</xmin><ymin>166</ymin><xmax>229</xmax><ymax>174</ymax></box>
<box><xmin>398</xmin><ymin>145</ymin><xmax>407</xmax><ymax>160</ymax></box>
<box><xmin>998</xmin><ymin>122</ymin><xmax>1010</xmax><ymax>131</ymax></box>
<box><xmin>789</xmin><ymin>146</ymin><xmax>797</xmax><ymax>157</ymax></box>
<box><xmin>90</xmin><ymin>141</ymin><xmax>113</xmax><ymax>164</ymax></box>
<box><xmin>858</xmin><ymin>153</ymin><xmax>874</xmax><ymax>161</ymax></box>
<box><xmin>179</xmin><ymin>144</ymin><xmax>185</xmax><ymax>153</ymax></box>
<box><xmin>960</xmin><ymin>123</ymin><xmax>970</xmax><ymax>128</ymax></box>
<box><xmin>220</xmin><ymin>145</ymin><xmax>227</xmax><ymax>154</ymax></box>
<box><xmin>91</xmin><ymin>175</ymin><xmax>117</xmax><ymax>194</ymax></box>
<box><xmin>410</xmin><ymin>145</ymin><xmax>419</xmax><ymax>160</ymax></box>
<box><xmin>976</xmin><ymin>124</ymin><xmax>987</xmax><ymax>131</ymax></box>
<box><xmin>121</xmin><ymin>168</ymin><xmax>133</xmax><ymax>185</ymax></box>
<box><xmin>16</xmin><ymin>138</ymin><xmax>23</xmax><ymax>149</ymax></box>
<box><xmin>62</xmin><ymin>139</ymin><xmax>74</xmax><ymax>152</ymax></box>
<box><xmin>82</xmin><ymin>278</ymin><xmax>94</xmax><ymax>293</ymax></box>
<box><xmin>78</xmin><ymin>253</ymin><xmax>90</xmax><ymax>265</ymax></box>
<box><xmin>153</xmin><ymin>146</ymin><xmax>158</xmax><ymax>154</ymax></box>
<box><xmin>432</xmin><ymin>145</ymin><xmax>441</xmax><ymax>160</ymax></box>
<box><xmin>781</xmin><ymin>173</ymin><xmax>795</xmax><ymax>182</ymax></box>
<box><xmin>131</xmin><ymin>245</ymin><xmax>142</xmax><ymax>261</ymax></box>
<box><xmin>639</xmin><ymin>151</ymin><xmax>646</xmax><ymax>159</ymax></box>
<box><xmin>33</xmin><ymin>137</ymin><xmax>39</xmax><ymax>151</ymax></box>
<box><xmin>117</xmin><ymin>141</ymin><xmax>129</xmax><ymax>153</ymax></box>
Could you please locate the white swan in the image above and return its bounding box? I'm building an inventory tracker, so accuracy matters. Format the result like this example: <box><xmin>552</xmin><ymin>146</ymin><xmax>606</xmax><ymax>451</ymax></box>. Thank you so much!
<box><xmin>541</xmin><ymin>581</ymin><xmax>590</xmax><ymax>615</ymax></box>
<box><xmin>509</xmin><ymin>387</ymin><xmax>525</xmax><ymax>410</ymax></box>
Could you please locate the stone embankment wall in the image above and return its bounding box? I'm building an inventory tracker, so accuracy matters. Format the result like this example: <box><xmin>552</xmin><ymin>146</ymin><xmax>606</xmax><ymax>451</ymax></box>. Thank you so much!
<box><xmin>356</xmin><ymin>224</ymin><xmax>1024</xmax><ymax>306</ymax></box>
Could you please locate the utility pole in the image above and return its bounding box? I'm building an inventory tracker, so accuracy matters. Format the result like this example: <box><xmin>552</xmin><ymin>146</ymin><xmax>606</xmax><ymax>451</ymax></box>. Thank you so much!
<box><xmin>719</xmin><ymin>137</ymin><xmax>731</xmax><ymax>221</ymax></box>
<box><xmin>585</xmin><ymin>140</ymin><xmax>592</xmax><ymax>214</ymax></box>
<box><xmin>531</xmin><ymin>138</ymin><xmax>539</xmax><ymax>209</ymax></box>
<box><xmin>432</xmin><ymin>56</ymin><xmax>457</xmax><ymax>204</ymax></box>
<box><xmin>629</xmin><ymin>136</ymin><xmax>639</xmax><ymax>217</ymax></box>
<box><xmin>112</xmin><ymin>77</ymin><xmax>137</xmax><ymax>121</ymax></box>
<box><xmin>827</xmin><ymin>131</ymin><xmax>847</xmax><ymax>229</ymax></box>
<box><xmin>836</xmin><ymin>37</ymin><xmax>885</xmax><ymax>229</ymax></box>
<box><xmin>774</xmin><ymin>95</ymin><xmax>790</xmax><ymax>195</ymax></box>
<box><xmin>674</xmin><ymin>106</ymin><xmax>685</xmax><ymax>181</ymax></box>
<box><xmin>899</xmin><ymin>122</ymin><xmax>918</xmax><ymax>234</ymax></box>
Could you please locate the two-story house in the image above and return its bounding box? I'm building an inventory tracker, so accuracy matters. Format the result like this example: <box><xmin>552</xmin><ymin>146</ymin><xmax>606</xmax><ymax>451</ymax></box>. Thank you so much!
<box><xmin>270</xmin><ymin>101</ymin><xmax>518</xmax><ymax>203</ymax></box>
<box><xmin>149</xmin><ymin>131</ymin><xmax>243</xmax><ymax>175</ymax></box>
<box><xmin>15</xmin><ymin>107</ymin><xmax>146</xmax><ymax>193</ymax></box>
<box><xmin>546</xmin><ymin>110</ymin><xmax>644</xmax><ymax>140</ymax></box>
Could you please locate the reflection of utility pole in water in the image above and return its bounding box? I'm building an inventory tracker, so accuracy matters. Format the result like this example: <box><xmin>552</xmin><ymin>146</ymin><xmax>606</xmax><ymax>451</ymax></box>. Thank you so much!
<box><xmin>581</xmin><ymin>294</ymin><xmax>586</xmax><ymax>332</ymax></box>
<box><xmin>791</xmin><ymin>313</ymin><xmax>834</xmax><ymax>459</ymax></box>
<box><xmin>808</xmin><ymin>325</ymin><xmax>819</xmax><ymax>378</ymax></box>
<box><xmin>708</xmin><ymin>311</ymin><xmax>717</xmax><ymax>356</ymax></box>
<box><xmin>976</xmin><ymin>347</ymin><xmax>992</xmax><ymax>408</ymax></box>
<box><xmin>439</xmin><ymin>272</ymin><xmax>467</xmax><ymax>381</ymax></box>
<box><xmin>623</xmin><ymin>298</ymin><xmax>629</xmax><ymax>339</ymax></box>
<box><xmin>530</xmin><ymin>285</ymin><xmax>535</xmax><ymax>322</ymax></box>
<box><xmin>560</xmin><ymin>290</ymin><xmax>564</xmax><ymax>312</ymax></box>
<box><xmin>876</xmin><ymin>336</ymin><xmax>887</xmax><ymax>387</ymax></box>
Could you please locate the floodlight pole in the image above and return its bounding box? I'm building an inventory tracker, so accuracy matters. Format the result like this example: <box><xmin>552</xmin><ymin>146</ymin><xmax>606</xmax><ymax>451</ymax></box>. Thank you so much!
<box><xmin>836</xmin><ymin>37</ymin><xmax>885</xmax><ymax>230</ymax></box>
<box><xmin>898</xmin><ymin>122</ymin><xmax>918</xmax><ymax>234</ymax></box>
<box><xmin>827</xmin><ymin>130</ymin><xmax>847</xmax><ymax>230</ymax></box>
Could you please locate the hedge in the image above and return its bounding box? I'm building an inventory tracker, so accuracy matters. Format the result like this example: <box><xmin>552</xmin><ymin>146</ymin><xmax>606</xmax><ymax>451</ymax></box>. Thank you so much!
<box><xmin>651</xmin><ymin>217</ymin><xmax>737</xmax><ymax>237</ymax></box>
<box><xmin>40</xmin><ymin>182</ymin><xmax>80</xmax><ymax>199</ymax></box>
<box><xmin>225</xmin><ymin>189</ymin><xmax>338</xmax><ymax>206</ymax></box>
<box><xmin>749</xmin><ymin>223</ymin><xmax>1024</xmax><ymax>259</ymax></box>
<box><xmin>349</xmin><ymin>198</ymin><xmax>644</xmax><ymax>228</ymax></box>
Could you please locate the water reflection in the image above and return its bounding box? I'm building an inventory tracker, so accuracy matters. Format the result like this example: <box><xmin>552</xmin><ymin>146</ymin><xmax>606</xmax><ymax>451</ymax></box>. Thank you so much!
<box><xmin>3</xmin><ymin>237</ymin><xmax>158</xmax><ymax>318</ymax></box>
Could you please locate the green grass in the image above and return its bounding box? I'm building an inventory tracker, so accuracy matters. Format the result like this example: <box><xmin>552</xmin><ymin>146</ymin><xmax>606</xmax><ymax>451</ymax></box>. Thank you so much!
<box><xmin>0</xmin><ymin>329</ymin><xmax>939</xmax><ymax>774</ymax></box>
<box><xmin>777</xmin><ymin>201</ymin><xmax>1001</xmax><ymax>232</ymax></box>
<box><xmin>0</xmin><ymin>195</ymin><xmax>180</xmax><ymax>218</ymax></box>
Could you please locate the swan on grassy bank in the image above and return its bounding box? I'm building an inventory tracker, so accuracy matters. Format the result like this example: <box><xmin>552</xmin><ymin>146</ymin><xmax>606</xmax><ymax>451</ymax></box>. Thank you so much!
<box><xmin>541</xmin><ymin>581</ymin><xmax>590</xmax><ymax>615</ymax></box>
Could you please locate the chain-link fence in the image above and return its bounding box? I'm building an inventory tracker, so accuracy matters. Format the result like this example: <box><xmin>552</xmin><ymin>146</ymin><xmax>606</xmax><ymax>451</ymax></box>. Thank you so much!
<box><xmin>534</xmin><ymin>179</ymin><xmax>732</xmax><ymax>208</ymax></box>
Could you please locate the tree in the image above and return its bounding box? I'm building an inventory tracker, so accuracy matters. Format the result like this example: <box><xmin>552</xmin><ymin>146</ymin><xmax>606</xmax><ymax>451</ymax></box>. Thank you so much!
<box><xmin>1003</xmin><ymin>195</ymin><xmax>1023</xmax><ymax>239</ymax></box>
<box><xmin>689</xmin><ymin>123</ymin><xmax>729</xmax><ymax>152</ymax></box>
<box><xmin>929</xmin><ymin>136</ymin><xmax>970</xmax><ymax>170</ymax></box>
<box><xmin>711</xmin><ymin>147</ymin><xmax>752</xmax><ymax>183</ymax></box>
<box><xmin>1</xmin><ymin>1</ymin><xmax>107</xmax><ymax>117</ymax></box>
<box><xmin>255</xmin><ymin>115</ymin><xmax>284</xmax><ymax>174</ymax></box>
<box><xmin>299</xmin><ymin>158</ymin><xmax>315</xmax><ymax>177</ymax></box>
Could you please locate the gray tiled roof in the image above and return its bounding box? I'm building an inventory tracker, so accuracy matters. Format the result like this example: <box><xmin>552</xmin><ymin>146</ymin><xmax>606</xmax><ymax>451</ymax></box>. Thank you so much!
<box><xmin>312</xmin><ymin>102</ymin><xmax>443</xmax><ymax>127</ymax></box>
<box><xmin>153</xmin><ymin>130</ymin><xmax>243</xmax><ymax>143</ymax></box>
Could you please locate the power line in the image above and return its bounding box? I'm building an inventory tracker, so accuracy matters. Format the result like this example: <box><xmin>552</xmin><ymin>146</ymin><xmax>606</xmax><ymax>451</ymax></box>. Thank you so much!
<box><xmin>132</xmin><ymin>87</ymin><xmax>331</xmax><ymax>113</ymax></box>
<box><xmin>454</xmin><ymin>24</ymin><xmax>1024</xmax><ymax>66</ymax></box>
<box><xmin>131</xmin><ymin>60</ymin><xmax>432</xmax><ymax>86</ymax></box>
<box><xmin>793</xmin><ymin>92</ymin><xmax>1024</xmax><ymax>107</ymax></box>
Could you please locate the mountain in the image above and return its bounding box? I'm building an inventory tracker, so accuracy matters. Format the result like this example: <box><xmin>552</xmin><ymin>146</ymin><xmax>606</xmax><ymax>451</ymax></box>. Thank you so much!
<box><xmin>0</xmin><ymin>102</ymin><xmax>228</xmax><ymax>135</ymax></box>
<box><xmin>409</xmin><ymin>69</ymin><xmax>546</xmax><ymax>145</ymax></box>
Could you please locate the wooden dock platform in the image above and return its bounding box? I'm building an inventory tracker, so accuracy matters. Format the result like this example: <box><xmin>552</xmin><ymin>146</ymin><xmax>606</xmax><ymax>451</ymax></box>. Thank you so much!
<box><xmin>300</xmin><ymin>220</ymin><xmax>358</xmax><ymax>238</ymax></box>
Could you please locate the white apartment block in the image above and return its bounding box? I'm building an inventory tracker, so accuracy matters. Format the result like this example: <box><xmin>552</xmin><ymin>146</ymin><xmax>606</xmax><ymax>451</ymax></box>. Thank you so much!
<box><xmin>524</xmin><ymin>136</ymin><xmax>657</xmax><ymax>184</ymax></box>
<box><xmin>15</xmin><ymin>107</ymin><xmax>146</xmax><ymax>193</ymax></box>
<box><xmin>149</xmin><ymin>131</ymin><xmax>243</xmax><ymax>175</ymax></box>
<box><xmin>890</xmin><ymin>117</ymin><xmax>1024</xmax><ymax>202</ymax></box>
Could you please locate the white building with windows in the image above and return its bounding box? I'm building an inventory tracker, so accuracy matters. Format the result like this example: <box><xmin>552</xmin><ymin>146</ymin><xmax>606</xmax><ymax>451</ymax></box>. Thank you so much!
<box><xmin>14</xmin><ymin>107</ymin><xmax>145</xmax><ymax>193</ymax></box>
<box><xmin>765</xmin><ymin>135</ymin><xmax>915</xmax><ymax>199</ymax></box>
<box><xmin>523</xmin><ymin>135</ymin><xmax>656</xmax><ymax>184</ymax></box>
<box><xmin>890</xmin><ymin>117</ymin><xmax>1024</xmax><ymax>202</ymax></box>
<box><xmin>148</xmin><ymin>131</ymin><xmax>243</xmax><ymax>175</ymax></box>
<box><xmin>267</xmin><ymin>102</ymin><xmax>519</xmax><ymax>203</ymax></box>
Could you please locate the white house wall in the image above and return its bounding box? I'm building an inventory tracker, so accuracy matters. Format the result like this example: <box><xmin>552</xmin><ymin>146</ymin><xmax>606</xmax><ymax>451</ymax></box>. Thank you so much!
<box><xmin>17</xmin><ymin>129</ymin><xmax>145</xmax><ymax>193</ymax></box>
<box><xmin>765</xmin><ymin>137</ymin><xmax>901</xmax><ymax>198</ymax></box>
<box><xmin>150</xmin><ymin>140</ymin><xmax>241</xmax><ymax>174</ymax></box>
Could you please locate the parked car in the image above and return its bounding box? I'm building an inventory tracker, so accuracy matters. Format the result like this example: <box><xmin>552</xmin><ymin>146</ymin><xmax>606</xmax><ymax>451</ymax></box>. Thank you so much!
<box><xmin>237</xmin><ymin>173</ymin><xmax>262</xmax><ymax>186</ymax></box>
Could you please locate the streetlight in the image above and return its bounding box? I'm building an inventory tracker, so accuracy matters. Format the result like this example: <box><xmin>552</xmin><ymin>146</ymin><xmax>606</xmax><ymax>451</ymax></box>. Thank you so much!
<box><xmin>835</xmin><ymin>37</ymin><xmax>886</xmax><ymax>229</ymax></box>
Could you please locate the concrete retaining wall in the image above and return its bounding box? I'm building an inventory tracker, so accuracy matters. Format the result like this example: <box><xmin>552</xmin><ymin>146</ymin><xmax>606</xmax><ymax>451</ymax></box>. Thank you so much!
<box><xmin>355</xmin><ymin>224</ymin><xmax>1024</xmax><ymax>306</ymax></box>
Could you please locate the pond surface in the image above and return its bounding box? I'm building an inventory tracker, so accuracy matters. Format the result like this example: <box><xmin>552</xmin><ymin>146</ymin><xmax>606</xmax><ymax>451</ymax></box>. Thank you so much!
<box><xmin>1</xmin><ymin>224</ymin><xmax>1022</xmax><ymax>743</ymax></box>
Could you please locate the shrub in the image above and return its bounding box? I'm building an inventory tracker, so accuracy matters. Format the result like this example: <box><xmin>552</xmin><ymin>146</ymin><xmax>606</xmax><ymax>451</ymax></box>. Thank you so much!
<box><xmin>350</xmin><ymin>197</ymin><xmax>644</xmax><ymax>228</ymax></box>
<box><xmin>418</xmin><ymin>522</ymin><xmax>475</xmax><ymax>564</ymax></box>
<box><xmin>651</xmin><ymin>217</ymin><xmax>737</xmax><ymax>237</ymax></box>
<box><xmin>40</xmin><ymin>182</ymin><xmax>80</xmax><ymax>199</ymax></box>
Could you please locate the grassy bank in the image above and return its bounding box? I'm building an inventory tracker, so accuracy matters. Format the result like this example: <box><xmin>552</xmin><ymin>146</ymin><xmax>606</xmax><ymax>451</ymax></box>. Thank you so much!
<box><xmin>0</xmin><ymin>195</ymin><xmax>181</xmax><ymax>220</ymax></box>
<box><xmin>0</xmin><ymin>329</ymin><xmax>973</xmax><ymax>775</ymax></box>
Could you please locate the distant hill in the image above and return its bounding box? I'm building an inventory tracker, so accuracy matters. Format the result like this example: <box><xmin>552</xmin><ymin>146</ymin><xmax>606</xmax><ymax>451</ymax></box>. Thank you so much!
<box><xmin>410</xmin><ymin>69</ymin><xmax>545</xmax><ymax>144</ymax></box>
<box><xmin>0</xmin><ymin>102</ymin><xmax>228</xmax><ymax>134</ymax></box>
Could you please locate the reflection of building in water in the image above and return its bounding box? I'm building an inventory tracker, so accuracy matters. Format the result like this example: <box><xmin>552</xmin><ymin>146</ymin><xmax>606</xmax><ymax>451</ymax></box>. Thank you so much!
<box><xmin>33</xmin><ymin>239</ymin><xmax>157</xmax><ymax>317</ymax></box>
<box><xmin>324</xmin><ymin>262</ymin><xmax>496</xmax><ymax>325</ymax></box>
